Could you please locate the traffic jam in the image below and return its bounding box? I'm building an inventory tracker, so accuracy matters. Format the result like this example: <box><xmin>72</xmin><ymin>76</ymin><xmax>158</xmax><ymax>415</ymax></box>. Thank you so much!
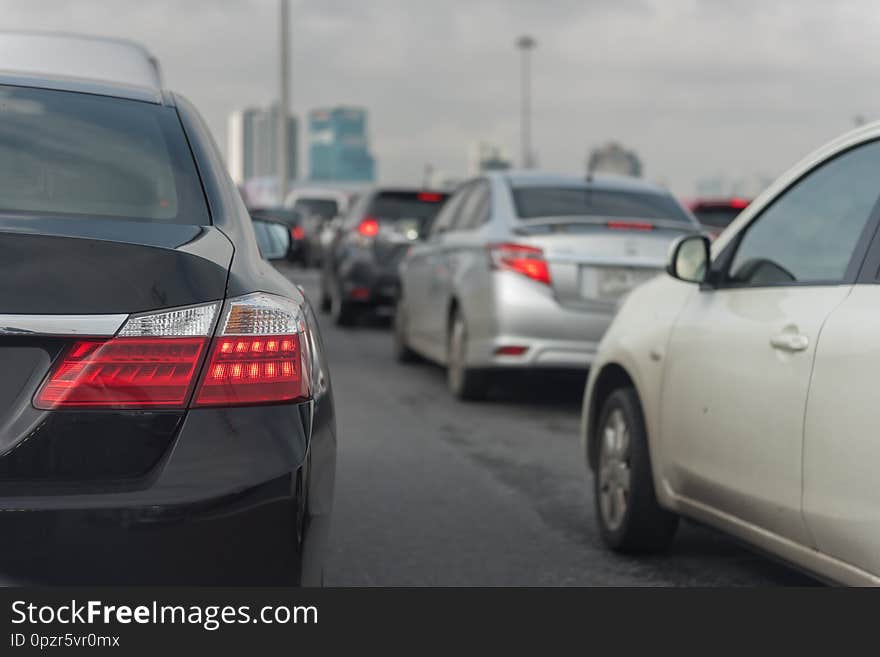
<box><xmin>1</xmin><ymin>4</ymin><xmax>879</xmax><ymax>590</ymax></box>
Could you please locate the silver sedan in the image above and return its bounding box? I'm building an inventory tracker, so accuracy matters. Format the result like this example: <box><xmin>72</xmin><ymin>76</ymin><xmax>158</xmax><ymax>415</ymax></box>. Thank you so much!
<box><xmin>394</xmin><ymin>171</ymin><xmax>701</xmax><ymax>399</ymax></box>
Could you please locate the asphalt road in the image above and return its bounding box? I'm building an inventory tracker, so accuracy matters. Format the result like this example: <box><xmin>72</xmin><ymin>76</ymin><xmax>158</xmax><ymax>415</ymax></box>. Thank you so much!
<box><xmin>279</xmin><ymin>264</ymin><xmax>818</xmax><ymax>586</ymax></box>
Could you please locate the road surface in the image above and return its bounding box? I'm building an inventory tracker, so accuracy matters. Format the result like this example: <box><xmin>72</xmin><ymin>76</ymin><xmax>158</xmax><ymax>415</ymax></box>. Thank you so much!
<box><xmin>280</xmin><ymin>265</ymin><xmax>816</xmax><ymax>586</ymax></box>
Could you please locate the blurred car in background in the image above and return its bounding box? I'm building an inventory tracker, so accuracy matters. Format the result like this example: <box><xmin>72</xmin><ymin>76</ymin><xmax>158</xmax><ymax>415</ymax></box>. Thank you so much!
<box><xmin>249</xmin><ymin>206</ymin><xmax>306</xmax><ymax>263</ymax></box>
<box><xmin>394</xmin><ymin>172</ymin><xmax>701</xmax><ymax>400</ymax></box>
<box><xmin>320</xmin><ymin>188</ymin><xmax>449</xmax><ymax>325</ymax></box>
<box><xmin>581</xmin><ymin>124</ymin><xmax>880</xmax><ymax>584</ymax></box>
<box><xmin>687</xmin><ymin>197</ymin><xmax>750</xmax><ymax>238</ymax></box>
<box><xmin>284</xmin><ymin>188</ymin><xmax>350</xmax><ymax>267</ymax></box>
<box><xmin>0</xmin><ymin>32</ymin><xmax>335</xmax><ymax>585</ymax></box>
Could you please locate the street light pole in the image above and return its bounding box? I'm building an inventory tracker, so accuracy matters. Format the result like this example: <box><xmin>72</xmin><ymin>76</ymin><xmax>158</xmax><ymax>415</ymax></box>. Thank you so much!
<box><xmin>516</xmin><ymin>35</ymin><xmax>536</xmax><ymax>169</ymax></box>
<box><xmin>278</xmin><ymin>0</ymin><xmax>291</xmax><ymax>204</ymax></box>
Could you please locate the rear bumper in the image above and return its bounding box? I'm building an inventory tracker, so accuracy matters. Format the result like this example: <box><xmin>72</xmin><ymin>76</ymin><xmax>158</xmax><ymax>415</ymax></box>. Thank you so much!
<box><xmin>0</xmin><ymin>474</ymin><xmax>305</xmax><ymax>585</ymax></box>
<box><xmin>0</xmin><ymin>400</ymin><xmax>337</xmax><ymax>585</ymax></box>
<box><xmin>467</xmin><ymin>272</ymin><xmax>615</xmax><ymax>370</ymax></box>
<box><xmin>339</xmin><ymin>259</ymin><xmax>400</xmax><ymax>306</ymax></box>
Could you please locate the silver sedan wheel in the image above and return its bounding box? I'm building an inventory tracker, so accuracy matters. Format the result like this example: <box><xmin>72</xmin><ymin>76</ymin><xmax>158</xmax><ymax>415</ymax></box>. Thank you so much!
<box><xmin>598</xmin><ymin>408</ymin><xmax>631</xmax><ymax>532</ymax></box>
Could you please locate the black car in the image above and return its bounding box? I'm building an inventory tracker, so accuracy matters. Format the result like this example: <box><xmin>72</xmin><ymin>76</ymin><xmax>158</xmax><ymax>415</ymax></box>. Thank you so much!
<box><xmin>320</xmin><ymin>188</ymin><xmax>449</xmax><ymax>326</ymax></box>
<box><xmin>687</xmin><ymin>197</ymin><xmax>750</xmax><ymax>238</ymax></box>
<box><xmin>250</xmin><ymin>206</ymin><xmax>307</xmax><ymax>264</ymax></box>
<box><xmin>0</xmin><ymin>49</ymin><xmax>335</xmax><ymax>584</ymax></box>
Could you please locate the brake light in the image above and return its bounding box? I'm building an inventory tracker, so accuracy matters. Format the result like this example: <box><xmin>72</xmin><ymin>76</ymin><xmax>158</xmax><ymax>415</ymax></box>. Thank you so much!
<box><xmin>357</xmin><ymin>216</ymin><xmax>380</xmax><ymax>237</ymax></box>
<box><xmin>488</xmin><ymin>243</ymin><xmax>551</xmax><ymax>286</ymax></box>
<box><xmin>34</xmin><ymin>294</ymin><xmax>311</xmax><ymax>410</ymax></box>
<box><xmin>34</xmin><ymin>338</ymin><xmax>207</xmax><ymax>408</ymax></box>
<box><xmin>194</xmin><ymin>293</ymin><xmax>309</xmax><ymax>407</ymax></box>
<box><xmin>34</xmin><ymin>303</ymin><xmax>219</xmax><ymax>409</ymax></box>
<box><xmin>495</xmin><ymin>345</ymin><xmax>529</xmax><ymax>356</ymax></box>
<box><xmin>417</xmin><ymin>192</ymin><xmax>444</xmax><ymax>202</ymax></box>
<box><xmin>607</xmin><ymin>221</ymin><xmax>654</xmax><ymax>231</ymax></box>
<box><xmin>291</xmin><ymin>225</ymin><xmax>305</xmax><ymax>240</ymax></box>
<box><xmin>730</xmin><ymin>198</ymin><xmax>749</xmax><ymax>210</ymax></box>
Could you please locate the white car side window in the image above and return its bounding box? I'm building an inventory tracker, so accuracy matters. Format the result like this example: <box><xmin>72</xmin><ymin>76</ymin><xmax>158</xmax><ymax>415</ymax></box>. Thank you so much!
<box><xmin>727</xmin><ymin>140</ymin><xmax>880</xmax><ymax>286</ymax></box>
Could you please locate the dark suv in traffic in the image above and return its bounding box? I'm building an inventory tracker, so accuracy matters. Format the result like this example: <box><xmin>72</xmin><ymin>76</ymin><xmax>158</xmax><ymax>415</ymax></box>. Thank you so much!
<box><xmin>320</xmin><ymin>188</ymin><xmax>449</xmax><ymax>325</ymax></box>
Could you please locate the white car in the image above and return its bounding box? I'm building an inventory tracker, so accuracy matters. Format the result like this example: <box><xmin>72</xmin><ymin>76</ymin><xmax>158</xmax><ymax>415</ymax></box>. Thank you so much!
<box><xmin>581</xmin><ymin>123</ymin><xmax>880</xmax><ymax>585</ymax></box>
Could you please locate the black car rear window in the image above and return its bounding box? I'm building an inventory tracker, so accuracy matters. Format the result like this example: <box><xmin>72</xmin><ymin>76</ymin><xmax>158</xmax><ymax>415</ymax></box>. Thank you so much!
<box><xmin>693</xmin><ymin>207</ymin><xmax>742</xmax><ymax>229</ymax></box>
<box><xmin>513</xmin><ymin>186</ymin><xmax>691</xmax><ymax>223</ymax></box>
<box><xmin>292</xmin><ymin>198</ymin><xmax>339</xmax><ymax>219</ymax></box>
<box><xmin>367</xmin><ymin>191</ymin><xmax>449</xmax><ymax>224</ymax></box>
<box><xmin>0</xmin><ymin>85</ymin><xmax>209</xmax><ymax>224</ymax></box>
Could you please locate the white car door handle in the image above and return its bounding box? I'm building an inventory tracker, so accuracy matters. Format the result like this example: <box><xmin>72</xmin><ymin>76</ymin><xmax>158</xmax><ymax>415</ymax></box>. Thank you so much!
<box><xmin>769</xmin><ymin>333</ymin><xmax>809</xmax><ymax>352</ymax></box>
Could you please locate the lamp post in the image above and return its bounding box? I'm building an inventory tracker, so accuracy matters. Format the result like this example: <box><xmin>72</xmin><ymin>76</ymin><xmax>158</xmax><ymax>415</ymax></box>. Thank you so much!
<box><xmin>516</xmin><ymin>35</ymin><xmax>537</xmax><ymax>168</ymax></box>
<box><xmin>278</xmin><ymin>0</ymin><xmax>291</xmax><ymax>203</ymax></box>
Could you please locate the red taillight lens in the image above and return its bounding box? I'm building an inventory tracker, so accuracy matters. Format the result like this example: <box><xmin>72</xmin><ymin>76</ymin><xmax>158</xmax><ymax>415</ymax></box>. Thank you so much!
<box><xmin>730</xmin><ymin>198</ymin><xmax>750</xmax><ymax>210</ymax></box>
<box><xmin>291</xmin><ymin>226</ymin><xmax>305</xmax><ymax>240</ymax></box>
<box><xmin>33</xmin><ymin>295</ymin><xmax>312</xmax><ymax>410</ymax></box>
<box><xmin>607</xmin><ymin>220</ymin><xmax>654</xmax><ymax>231</ymax></box>
<box><xmin>357</xmin><ymin>216</ymin><xmax>380</xmax><ymax>237</ymax></box>
<box><xmin>495</xmin><ymin>345</ymin><xmax>529</xmax><ymax>356</ymax></box>
<box><xmin>488</xmin><ymin>243</ymin><xmax>551</xmax><ymax>286</ymax></box>
<box><xmin>194</xmin><ymin>334</ymin><xmax>308</xmax><ymax>406</ymax></box>
<box><xmin>417</xmin><ymin>192</ymin><xmax>444</xmax><ymax>202</ymax></box>
<box><xmin>34</xmin><ymin>337</ymin><xmax>208</xmax><ymax>409</ymax></box>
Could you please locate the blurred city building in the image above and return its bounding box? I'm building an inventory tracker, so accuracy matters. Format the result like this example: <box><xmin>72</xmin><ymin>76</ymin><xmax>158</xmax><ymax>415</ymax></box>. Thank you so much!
<box><xmin>587</xmin><ymin>141</ymin><xmax>643</xmax><ymax>178</ymax></box>
<box><xmin>468</xmin><ymin>141</ymin><xmax>512</xmax><ymax>175</ymax></box>
<box><xmin>308</xmin><ymin>106</ymin><xmax>376</xmax><ymax>183</ymax></box>
<box><xmin>228</xmin><ymin>102</ymin><xmax>298</xmax><ymax>186</ymax></box>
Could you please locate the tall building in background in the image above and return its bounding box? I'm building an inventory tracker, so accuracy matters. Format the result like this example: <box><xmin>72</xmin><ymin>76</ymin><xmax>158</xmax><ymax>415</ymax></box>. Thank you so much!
<box><xmin>308</xmin><ymin>107</ymin><xmax>375</xmax><ymax>183</ymax></box>
<box><xmin>587</xmin><ymin>141</ymin><xmax>642</xmax><ymax>178</ymax></box>
<box><xmin>468</xmin><ymin>141</ymin><xmax>511</xmax><ymax>175</ymax></box>
<box><xmin>227</xmin><ymin>103</ymin><xmax>298</xmax><ymax>186</ymax></box>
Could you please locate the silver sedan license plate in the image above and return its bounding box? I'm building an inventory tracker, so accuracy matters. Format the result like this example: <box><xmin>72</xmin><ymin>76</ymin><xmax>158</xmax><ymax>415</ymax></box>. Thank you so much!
<box><xmin>594</xmin><ymin>267</ymin><xmax>657</xmax><ymax>299</ymax></box>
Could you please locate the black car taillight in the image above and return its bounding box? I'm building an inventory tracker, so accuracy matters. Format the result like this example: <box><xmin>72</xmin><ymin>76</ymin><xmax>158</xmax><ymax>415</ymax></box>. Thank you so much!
<box><xmin>34</xmin><ymin>293</ymin><xmax>310</xmax><ymax>410</ymax></box>
<box><xmin>194</xmin><ymin>293</ymin><xmax>310</xmax><ymax>406</ymax></box>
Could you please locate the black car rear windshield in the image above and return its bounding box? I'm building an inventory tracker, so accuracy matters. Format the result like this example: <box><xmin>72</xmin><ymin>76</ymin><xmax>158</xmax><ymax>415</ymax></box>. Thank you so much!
<box><xmin>512</xmin><ymin>186</ymin><xmax>691</xmax><ymax>223</ymax></box>
<box><xmin>368</xmin><ymin>191</ymin><xmax>448</xmax><ymax>224</ymax></box>
<box><xmin>292</xmin><ymin>198</ymin><xmax>339</xmax><ymax>220</ymax></box>
<box><xmin>0</xmin><ymin>85</ymin><xmax>209</xmax><ymax>224</ymax></box>
<box><xmin>693</xmin><ymin>207</ymin><xmax>741</xmax><ymax>229</ymax></box>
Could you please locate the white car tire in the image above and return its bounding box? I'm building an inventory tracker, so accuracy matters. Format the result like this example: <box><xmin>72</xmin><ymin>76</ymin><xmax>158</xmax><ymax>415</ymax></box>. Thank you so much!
<box><xmin>595</xmin><ymin>387</ymin><xmax>678</xmax><ymax>552</ymax></box>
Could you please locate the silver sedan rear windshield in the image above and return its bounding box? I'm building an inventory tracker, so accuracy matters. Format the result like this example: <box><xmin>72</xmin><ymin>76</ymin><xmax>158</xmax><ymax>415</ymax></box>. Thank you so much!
<box><xmin>513</xmin><ymin>186</ymin><xmax>691</xmax><ymax>223</ymax></box>
<box><xmin>0</xmin><ymin>85</ymin><xmax>209</xmax><ymax>224</ymax></box>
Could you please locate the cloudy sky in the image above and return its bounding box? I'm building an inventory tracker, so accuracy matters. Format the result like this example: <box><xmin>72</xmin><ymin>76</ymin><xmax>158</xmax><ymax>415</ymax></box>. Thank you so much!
<box><xmin>4</xmin><ymin>0</ymin><xmax>880</xmax><ymax>194</ymax></box>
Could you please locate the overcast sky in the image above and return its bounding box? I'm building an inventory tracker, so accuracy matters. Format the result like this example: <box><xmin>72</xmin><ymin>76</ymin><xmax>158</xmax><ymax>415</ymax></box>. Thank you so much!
<box><xmin>4</xmin><ymin>0</ymin><xmax>880</xmax><ymax>193</ymax></box>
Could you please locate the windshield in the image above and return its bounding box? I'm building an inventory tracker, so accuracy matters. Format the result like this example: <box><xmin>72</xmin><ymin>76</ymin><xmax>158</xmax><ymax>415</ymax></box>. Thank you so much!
<box><xmin>693</xmin><ymin>206</ymin><xmax>742</xmax><ymax>229</ymax></box>
<box><xmin>0</xmin><ymin>84</ymin><xmax>209</xmax><ymax>224</ymax></box>
<box><xmin>292</xmin><ymin>198</ymin><xmax>339</xmax><ymax>219</ymax></box>
<box><xmin>513</xmin><ymin>186</ymin><xmax>692</xmax><ymax>223</ymax></box>
<box><xmin>368</xmin><ymin>191</ymin><xmax>449</xmax><ymax>225</ymax></box>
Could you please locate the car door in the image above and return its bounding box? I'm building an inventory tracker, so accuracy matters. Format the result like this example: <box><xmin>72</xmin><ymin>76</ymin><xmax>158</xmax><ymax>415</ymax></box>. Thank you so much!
<box><xmin>802</xmin><ymin>170</ymin><xmax>880</xmax><ymax>576</ymax></box>
<box><xmin>404</xmin><ymin>186</ymin><xmax>468</xmax><ymax>358</ymax></box>
<box><xmin>660</xmin><ymin>139</ymin><xmax>880</xmax><ymax>546</ymax></box>
<box><xmin>420</xmin><ymin>183</ymin><xmax>475</xmax><ymax>353</ymax></box>
<box><xmin>427</xmin><ymin>181</ymin><xmax>490</xmax><ymax>351</ymax></box>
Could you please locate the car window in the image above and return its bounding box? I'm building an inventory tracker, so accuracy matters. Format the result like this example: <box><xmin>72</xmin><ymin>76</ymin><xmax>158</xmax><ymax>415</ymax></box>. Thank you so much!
<box><xmin>455</xmin><ymin>181</ymin><xmax>490</xmax><ymax>232</ymax></box>
<box><xmin>726</xmin><ymin>140</ymin><xmax>880</xmax><ymax>286</ymax></box>
<box><xmin>429</xmin><ymin>186</ymin><xmax>469</xmax><ymax>237</ymax></box>
<box><xmin>693</xmin><ymin>207</ymin><xmax>742</xmax><ymax>229</ymax></box>
<box><xmin>512</xmin><ymin>186</ymin><xmax>692</xmax><ymax>223</ymax></box>
<box><xmin>292</xmin><ymin>198</ymin><xmax>338</xmax><ymax>219</ymax></box>
<box><xmin>366</xmin><ymin>191</ymin><xmax>448</xmax><ymax>228</ymax></box>
<box><xmin>0</xmin><ymin>84</ymin><xmax>209</xmax><ymax>224</ymax></box>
